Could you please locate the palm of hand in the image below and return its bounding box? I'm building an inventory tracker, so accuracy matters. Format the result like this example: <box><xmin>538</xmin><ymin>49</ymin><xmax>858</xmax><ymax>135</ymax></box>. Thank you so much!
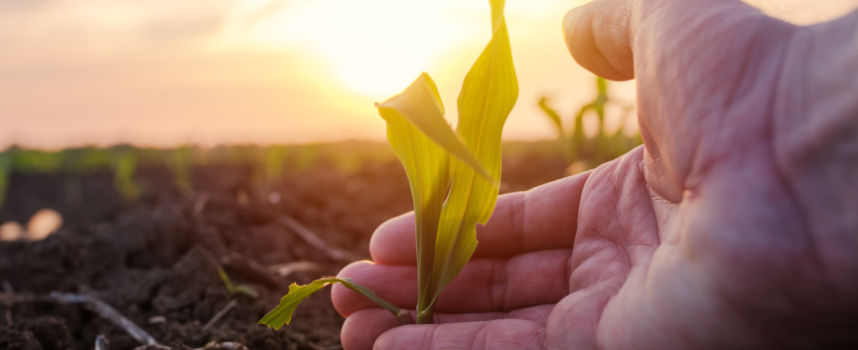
<box><xmin>333</xmin><ymin>1</ymin><xmax>858</xmax><ymax>349</ymax></box>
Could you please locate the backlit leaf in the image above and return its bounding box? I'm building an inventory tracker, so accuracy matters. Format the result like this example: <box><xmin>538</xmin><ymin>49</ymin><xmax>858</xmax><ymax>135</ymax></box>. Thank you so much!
<box><xmin>428</xmin><ymin>0</ymin><xmax>517</xmax><ymax>305</ymax></box>
<box><xmin>377</xmin><ymin>73</ymin><xmax>492</xmax><ymax>182</ymax></box>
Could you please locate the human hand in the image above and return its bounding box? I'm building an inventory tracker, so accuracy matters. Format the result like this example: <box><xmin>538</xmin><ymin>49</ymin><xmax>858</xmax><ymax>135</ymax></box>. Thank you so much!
<box><xmin>333</xmin><ymin>0</ymin><xmax>858</xmax><ymax>349</ymax></box>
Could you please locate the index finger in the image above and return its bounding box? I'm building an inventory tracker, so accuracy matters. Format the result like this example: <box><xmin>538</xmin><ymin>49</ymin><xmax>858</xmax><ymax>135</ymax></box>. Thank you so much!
<box><xmin>370</xmin><ymin>170</ymin><xmax>591</xmax><ymax>265</ymax></box>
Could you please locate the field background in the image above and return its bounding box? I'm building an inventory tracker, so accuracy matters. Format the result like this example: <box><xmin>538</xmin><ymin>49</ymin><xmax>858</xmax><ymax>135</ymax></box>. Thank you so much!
<box><xmin>0</xmin><ymin>141</ymin><xmax>573</xmax><ymax>350</ymax></box>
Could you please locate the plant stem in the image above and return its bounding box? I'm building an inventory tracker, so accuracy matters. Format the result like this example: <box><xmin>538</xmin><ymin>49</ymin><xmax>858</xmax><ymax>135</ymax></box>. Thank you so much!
<box><xmin>416</xmin><ymin>303</ymin><xmax>435</xmax><ymax>324</ymax></box>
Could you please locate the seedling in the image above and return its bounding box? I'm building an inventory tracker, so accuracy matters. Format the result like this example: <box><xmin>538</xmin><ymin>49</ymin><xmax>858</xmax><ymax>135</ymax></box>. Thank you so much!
<box><xmin>260</xmin><ymin>0</ymin><xmax>517</xmax><ymax>329</ymax></box>
<box><xmin>538</xmin><ymin>77</ymin><xmax>642</xmax><ymax>171</ymax></box>
<box><xmin>264</xmin><ymin>146</ymin><xmax>288</xmax><ymax>182</ymax></box>
<box><xmin>113</xmin><ymin>152</ymin><xmax>141</xmax><ymax>201</ymax></box>
<box><xmin>217</xmin><ymin>266</ymin><xmax>259</xmax><ymax>299</ymax></box>
<box><xmin>166</xmin><ymin>147</ymin><xmax>194</xmax><ymax>193</ymax></box>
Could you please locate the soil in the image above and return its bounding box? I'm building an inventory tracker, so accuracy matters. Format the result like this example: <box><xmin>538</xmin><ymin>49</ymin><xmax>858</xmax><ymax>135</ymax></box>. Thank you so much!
<box><xmin>0</xmin><ymin>143</ymin><xmax>567</xmax><ymax>350</ymax></box>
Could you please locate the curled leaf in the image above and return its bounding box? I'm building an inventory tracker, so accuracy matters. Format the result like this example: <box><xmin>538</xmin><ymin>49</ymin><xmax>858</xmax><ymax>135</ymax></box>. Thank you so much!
<box><xmin>377</xmin><ymin>75</ymin><xmax>451</xmax><ymax>324</ymax></box>
<box><xmin>377</xmin><ymin>73</ymin><xmax>492</xmax><ymax>183</ymax></box>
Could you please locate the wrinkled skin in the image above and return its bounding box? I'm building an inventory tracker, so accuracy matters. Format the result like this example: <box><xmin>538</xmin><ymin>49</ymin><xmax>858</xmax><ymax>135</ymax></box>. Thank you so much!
<box><xmin>332</xmin><ymin>0</ymin><xmax>858</xmax><ymax>348</ymax></box>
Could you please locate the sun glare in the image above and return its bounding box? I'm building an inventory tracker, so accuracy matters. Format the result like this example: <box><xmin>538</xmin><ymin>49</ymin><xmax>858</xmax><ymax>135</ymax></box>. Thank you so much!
<box><xmin>239</xmin><ymin>0</ymin><xmax>484</xmax><ymax>97</ymax></box>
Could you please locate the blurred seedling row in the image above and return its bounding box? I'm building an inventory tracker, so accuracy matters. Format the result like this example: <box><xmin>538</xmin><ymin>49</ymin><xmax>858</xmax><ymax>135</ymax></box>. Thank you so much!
<box><xmin>0</xmin><ymin>142</ymin><xmax>397</xmax><ymax>207</ymax></box>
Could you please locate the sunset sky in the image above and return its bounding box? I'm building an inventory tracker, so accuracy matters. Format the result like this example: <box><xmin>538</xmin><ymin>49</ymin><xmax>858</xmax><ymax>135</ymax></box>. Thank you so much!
<box><xmin>1</xmin><ymin>0</ymin><xmax>856</xmax><ymax>149</ymax></box>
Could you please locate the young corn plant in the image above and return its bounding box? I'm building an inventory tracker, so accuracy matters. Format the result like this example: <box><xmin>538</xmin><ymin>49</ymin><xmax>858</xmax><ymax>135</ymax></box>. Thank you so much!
<box><xmin>166</xmin><ymin>147</ymin><xmax>194</xmax><ymax>193</ymax></box>
<box><xmin>259</xmin><ymin>0</ymin><xmax>517</xmax><ymax>329</ymax></box>
<box><xmin>113</xmin><ymin>151</ymin><xmax>141</xmax><ymax>201</ymax></box>
<box><xmin>217</xmin><ymin>266</ymin><xmax>259</xmax><ymax>299</ymax></box>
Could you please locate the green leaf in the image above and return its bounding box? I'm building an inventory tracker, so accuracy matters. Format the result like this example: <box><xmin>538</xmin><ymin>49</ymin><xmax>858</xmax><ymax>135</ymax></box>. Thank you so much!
<box><xmin>233</xmin><ymin>285</ymin><xmax>259</xmax><ymax>299</ymax></box>
<box><xmin>375</xmin><ymin>0</ymin><xmax>517</xmax><ymax>325</ymax></box>
<box><xmin>377</xmin><ymin>76</ymin><xmax>451</xmax><ymax>324</ymax></box>
<box><xmin>428</xmin><ymin>0</ymin><xmax>517</xmax><ymax>306</ymax></box>
<box><xmin>217</xmin><ymin>266</ymin><xmax>258</xmax><ymax>299</ymax></box>
<box><xmin>259</xmin><ymin>277</ymin><xmax>410</xmax><ymax>330</ymax></box>
<box><xmin>538</xmin><ymin>97</ymin><xmax>564</xmax><ymax>139</ymax></box>
<box><xmin>377</xmin><ymin>73</ymin><xmax>492</xmax><ymax>183</ymax></box>
<box><xmin>113</xmin><ymin>152</ymin><xmax>140</xmax><ymax>201</ymax></box>
<box><xmin>539</xmin><ymin>97</ymin><xmax>575</xmax><ymax>163</ymax></box>
<box><xmin>217</xmin><ymin>266</ymin><xmax>234</xmax><ymax>292</ymax></box>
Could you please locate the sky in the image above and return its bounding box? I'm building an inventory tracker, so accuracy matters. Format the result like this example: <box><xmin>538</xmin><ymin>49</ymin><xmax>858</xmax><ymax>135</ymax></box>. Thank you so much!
<box><xmin>1</xmin><ymin>0</ymin><xmax>856</xmax><ymax>149</ymax></box>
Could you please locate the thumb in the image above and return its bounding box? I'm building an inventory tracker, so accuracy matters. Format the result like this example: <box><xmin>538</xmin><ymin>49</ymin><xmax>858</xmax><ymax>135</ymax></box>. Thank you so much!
<box><xmin>563</xmin><ymin>0</ymin><xmax>634</xmax><ymax>81</ymax></box>
<box><xmin>563</xmin><ymin>0</ymin><xmax>793</xmax><ymax>203</ymax></box>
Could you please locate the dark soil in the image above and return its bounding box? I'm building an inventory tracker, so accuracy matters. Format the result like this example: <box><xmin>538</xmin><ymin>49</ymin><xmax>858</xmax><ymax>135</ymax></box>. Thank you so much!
<box><xmin>0</xmin><ymin>144</ymin><xmax>566</xmax><ymax>350</ymax></box>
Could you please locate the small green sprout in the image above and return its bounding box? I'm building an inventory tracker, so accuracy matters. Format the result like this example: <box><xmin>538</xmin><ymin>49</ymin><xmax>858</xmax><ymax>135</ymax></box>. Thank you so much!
<box><xmin>166</xmin><ymin>147</ymin><xmax>194</xmax><ymax>192</ymax></box>
<box><xmin>217</xmin><ymin>266</ymin><xmax>258</xmax><ymax>299</ymax></box>
<box><xmin>260</xmin><ymin>0</ymin><xmax>516</xmax><ymax>329</ymax></box>
<box><xmin>113</xmin><ymin>152</ymin><xmax>141</xmax><ymax>201</ymax></box>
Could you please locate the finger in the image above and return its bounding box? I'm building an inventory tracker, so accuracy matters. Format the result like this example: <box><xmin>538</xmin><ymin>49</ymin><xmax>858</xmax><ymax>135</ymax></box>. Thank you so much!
<box><xmin>332</xmin><ymin>249</ymin><xmax>571</xmax><ymax>316</ymax></box>
<box><xmin>374</xmin><ymin>319</ymin><xmax>545</xmax><ymax>350</ymax></box>
<box><xmin>565</xmin><ymin>0</ymin><xmax>790</xmax><ymax>204</ymax></box>
<box><xmin>341</xmin><ymin>306</ymin><xmax>553</xmax><ymax>350</ymax></box>
<box><xmin>370</xmin><ymin>170</ymin><xmax>590</xmax><ymax>265</ymax></box>
<box><xmin>563</xmin><ymin>0</ymin><xmax>634</xmax><ymax>80</ymax></box>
